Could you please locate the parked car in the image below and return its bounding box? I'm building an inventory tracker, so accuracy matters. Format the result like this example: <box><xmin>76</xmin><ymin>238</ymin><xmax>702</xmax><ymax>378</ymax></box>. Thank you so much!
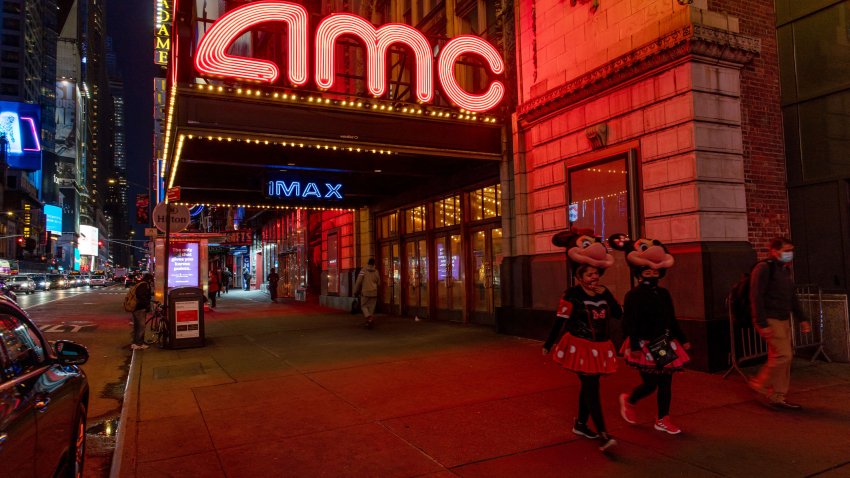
<box><xmin>124</xmin><ymin>273</ymin><xmax>138</xmax><ymax>288</ymax></box>
<box><xmin>89</xmin><ymin>275</ymin><xmax>108</xmax><ymax>287</ymax></box>
<box><xmin>47</xmin><ymin>274</ymin><xmax>69</xmax><ymax>290</ymax></box>
<box><xmin>31</xmin><ymin>275</ymin><xmax>50</xmax><ymax>291</ymax></box>
<box><xmin>0</xmin><ymin>295</ymin><xmax>89</xmax><ymax>477</ymax></box>
<box><xmin>6</xmin><ymin>275</ymin><xmax>36</xmax><ymax>294</ymax></box>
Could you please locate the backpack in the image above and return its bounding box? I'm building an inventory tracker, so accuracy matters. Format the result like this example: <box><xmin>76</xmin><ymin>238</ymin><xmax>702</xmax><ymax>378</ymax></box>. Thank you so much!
<box><xmin>123</xmin><ymin>282</ymin><xmax>143</xmax><ymax>312</ymax></box>
<box><xmin>728</xmin><ymin>260</ymin><xmax>776</xmax><ymax>328</ymax></box>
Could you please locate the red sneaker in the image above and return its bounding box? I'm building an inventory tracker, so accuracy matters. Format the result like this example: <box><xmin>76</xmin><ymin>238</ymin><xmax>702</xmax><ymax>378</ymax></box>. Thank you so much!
<box><xmin>619</xmin><ymin>393</ymin><xmax>637</xmax><ymax>424</ymax></box>
<box><xmin>654</xmin><ymin>416</ymin><xmax>682</xmax><ymax>434</ymax></box>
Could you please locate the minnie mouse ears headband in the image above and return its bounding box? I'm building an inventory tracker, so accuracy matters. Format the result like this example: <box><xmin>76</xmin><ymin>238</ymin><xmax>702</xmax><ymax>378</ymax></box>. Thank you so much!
<box><xmin>552</xmin><ymin>228</ymin><xmax>615</xmax><ymax>269</ymax></box>
<box><xmin>607</xmin><ymin>233</ymin><xmax>675</xmax><ymax>270</ymax></box>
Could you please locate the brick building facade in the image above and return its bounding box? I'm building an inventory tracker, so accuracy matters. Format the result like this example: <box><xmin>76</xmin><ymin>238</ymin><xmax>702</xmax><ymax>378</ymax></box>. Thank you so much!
<box><xmin>498</xmin><ymin>0</ymin><xmax>787</xmax><ymax>371</ymax></box>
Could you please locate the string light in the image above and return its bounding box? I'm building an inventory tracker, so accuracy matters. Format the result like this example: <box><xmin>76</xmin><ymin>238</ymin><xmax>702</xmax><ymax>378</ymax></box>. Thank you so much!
<box><xmin>175</xmin><ymin>202</ymin><xmax>356</xmax><ymax>212</ymax></box>
<box><xmin>181</xmin><ymin>133</ymin><xmax>398</xmax><ymax>155</ymax></box>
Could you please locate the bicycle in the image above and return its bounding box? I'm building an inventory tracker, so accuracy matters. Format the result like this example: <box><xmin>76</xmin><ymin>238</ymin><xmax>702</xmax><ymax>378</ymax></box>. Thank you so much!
<box><xmin>144</xmin><ymin>301</ymin><xmax>170</xmax><ymax>348</ymax></box>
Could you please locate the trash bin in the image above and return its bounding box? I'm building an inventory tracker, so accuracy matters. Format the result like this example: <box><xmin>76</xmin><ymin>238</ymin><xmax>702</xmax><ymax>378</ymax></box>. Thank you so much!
<box><xmin>168</xmin><ymin>287</ymin><xmax>205</xmax><ymax>349</ymax></box>
<box><xmin>295</xmin><ymin>286</ymin><xmax>306</xmax><ymax>301</ymax></box>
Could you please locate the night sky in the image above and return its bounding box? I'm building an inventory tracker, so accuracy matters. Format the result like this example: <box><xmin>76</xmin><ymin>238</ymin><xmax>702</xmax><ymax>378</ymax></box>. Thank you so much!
<box><xmin>106</xmin><ymin>0</ymin><xmax>155</xmax><ymax>237</ymax></box>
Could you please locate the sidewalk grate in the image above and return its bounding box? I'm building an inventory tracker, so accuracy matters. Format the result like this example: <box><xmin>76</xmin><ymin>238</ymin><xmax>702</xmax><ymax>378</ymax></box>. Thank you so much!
<box><xmin>153</xmin><ymin>362</ymin><xmax>206</xmax><ymax>379</ymax></box>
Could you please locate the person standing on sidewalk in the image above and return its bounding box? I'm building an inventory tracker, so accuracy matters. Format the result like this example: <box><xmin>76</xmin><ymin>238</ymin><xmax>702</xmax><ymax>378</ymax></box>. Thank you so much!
<box><xmin>353</xmin><ymin>258</ymin><xmax>380</xmax><ymax>329</ymax></box>
<box><xmin>130</xmin><ymin>273</ymin><xmax>154</xmax><ymax>350</ymax></box>
<box><xmin>611</xmin><ymin>235</ymin><xmax>691</xmax><ymax>435</ymax></box>
<box><xmin>243</xmin><ymin>266</ymin><xmax>251</xmax><ymax>291</ymax></box>
<box><xmin>543</xmin><ymin>230</ymin><xmax>620</xmax><ymax>452</ymax></box>
<box><xmin>267</xmin><ymin>268</ymin><xmax>280</xmax><ymax>302</ymax></box>
<box><xmin>749</xmin><ymin>237</ymin><xmax>811</xmax><ymax>410</ymax></box>
<box><xmin>222</xmin><ymin>268</ymin><xmax>232</xmax><ymax>294</ymax></box>
<box><xmin>208</xmin><ymin>269</ymin><xmax>220</xmax><ymax>308</ymax></box>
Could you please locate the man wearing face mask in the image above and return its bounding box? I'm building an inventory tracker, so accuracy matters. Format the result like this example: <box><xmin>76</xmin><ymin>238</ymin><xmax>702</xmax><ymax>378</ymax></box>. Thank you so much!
<box><xmin>749</xmin><ymin>237</ymin><xmax>811</xmax><ymax>410</ymax></box>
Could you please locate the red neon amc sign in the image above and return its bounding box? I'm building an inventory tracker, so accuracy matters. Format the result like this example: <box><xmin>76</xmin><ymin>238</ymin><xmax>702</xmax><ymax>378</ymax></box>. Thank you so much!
<box><xmin>194</xmin><ymin>1</ymin><xmax>505</xmax><ymax>112</ymax></box>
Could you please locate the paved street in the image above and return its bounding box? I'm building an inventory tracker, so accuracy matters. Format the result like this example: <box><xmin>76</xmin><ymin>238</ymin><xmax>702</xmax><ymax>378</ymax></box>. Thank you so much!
<box><xmin>23</xmin><ymin>284</ymin><xmax>133</xmax><ymax>478</ymax></box>
<box><xmin>108</xmin><ymin>291</ymin><xmax>850</xmax><ymax>478</ymax></box>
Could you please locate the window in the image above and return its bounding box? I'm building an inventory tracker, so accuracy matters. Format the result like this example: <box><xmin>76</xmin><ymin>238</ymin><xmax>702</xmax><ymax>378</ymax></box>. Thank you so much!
<box><xmin>378</xmin><ymin>212</ymin><xmax>398</xmax><ymax>239</ymax></box>
<box><xmin>404</xmin><ymin>205</ymin><xmax>427</xmax><ymax>233</ymax></box>
<box><xmin>568</xmin><ymin>153</ymin><xmax>634</xmax><ymax>300</ymax></box>
<box><xmin>2</xmin><ymin>34</ymin><xmax>18</xmax><ymax>47</ymax></box>
<box><xmin>2</xmin><ymin>18</ymin><xmax>20</xmax><ymax>30</ymax></box>
<box><xmin>434</xmin><ymin>195</ymin><xmax>462</xmax><ymax>228</ymax></box>
<box><xmin>1</xmin><ymin>67</ymin><xmax>18</xmax><ymax>79</ymax></box>
<box><xmin>0</xmin><ymin>312</ymin><xmax>45</xmax><ymax>381</ymax></box>
<box><xmin>469</xmin><ymin>184</ymin><xmax>501</xmax><ymax>221</ymax></box>
<box><xmin>327</xmin><ymin>232</ymin><xmax>339</xmax><ymax>294</ymax></box>
<box><xmin>1</xmin><ymin>83</ymin><xmax>18</xmax><ymax>95</ymax></box>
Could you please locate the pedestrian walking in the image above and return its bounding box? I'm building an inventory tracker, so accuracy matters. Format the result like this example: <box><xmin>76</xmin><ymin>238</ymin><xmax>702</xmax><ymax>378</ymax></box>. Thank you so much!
<box><xmin>222</xmin><ymin>268</ymin><xmax>232</xmax><ymax>294</ymax></box>
<box><xmin>353</xmin><ymin>258</ymin><xmax>380</xmax><ymax>329</ymax></box>
<box><xmin>215</xmin><ymin>267</ymin><xmax>223</xmax><ymax>298</ymax></box>
<box><xmin>543</xmin><ymin>229</ymin><xmax>620</xmax><ymax>452</ymax></box>
<box><xmin>243</xmin><ymin>266</ymin><xmax>251</xmax><ymax>291</ymax></box>
<box><xmin>267</xmin><ymin>268</ymin><xmax>280</xmax><ymax>302</ymax></box>
<box><xmin>748</xmin><ymin>237</ymin><xmax>811</xmax><ymax>410</ymax></box>
<box><xmin>129</xmin><ymin>273</ymin><xmax>154</xmax><ymax>350</ymax></box>
<box><xmin>208</xmin><ymin>269</ymin><xmax>220</xmax><ymax>307</ymax></box>
<box><xmin>610</xmin><ymin>235</ymin><xmax>691</xmax><ymax>435</ymax></box>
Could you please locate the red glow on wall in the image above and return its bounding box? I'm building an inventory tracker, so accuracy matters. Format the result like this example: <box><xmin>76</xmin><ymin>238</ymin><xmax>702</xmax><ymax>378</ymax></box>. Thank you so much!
<box><xmin>438</xmin><ymin>36</ymin><xmax>505</xmax><ymax>113</ymax></box>
<box><xmin>194</xmin><ymin>1</ymin><xmax>308</xmax><ymax>85</ymax></box>
<box><xmin>315</xmin><ymin>14</ymin><xmax>433</xmax><ymax>102</ymax></box>
<box><xmin>192</xmin><ymin>1</ymin><xmax>506</xmax><ymax>112</ymax></box>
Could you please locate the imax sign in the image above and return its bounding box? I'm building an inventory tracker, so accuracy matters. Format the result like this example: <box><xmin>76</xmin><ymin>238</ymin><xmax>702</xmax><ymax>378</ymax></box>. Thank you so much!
<box><xmin>267</xmin><ymin>180</ymin><xmax>343</xmax><ymax>200</ymax></box>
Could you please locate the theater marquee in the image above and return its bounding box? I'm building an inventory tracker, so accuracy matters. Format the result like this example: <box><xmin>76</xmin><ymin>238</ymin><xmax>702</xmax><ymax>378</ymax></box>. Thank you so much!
<box><xmin>193</xmin><ymin>1</ymin><xmax>505</xmax><ymax>112</ymax></box>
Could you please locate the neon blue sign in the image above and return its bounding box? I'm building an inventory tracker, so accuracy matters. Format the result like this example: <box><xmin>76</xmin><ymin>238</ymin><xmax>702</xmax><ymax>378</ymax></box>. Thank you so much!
<box><xmin>266</xmin><ymin>180</ymin><xmax>343</xmax><ymax>200</ymax></box>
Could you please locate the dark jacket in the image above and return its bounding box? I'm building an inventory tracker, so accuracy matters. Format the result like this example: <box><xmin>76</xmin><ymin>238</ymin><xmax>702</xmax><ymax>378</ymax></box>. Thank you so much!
<box><xmin>134</xmin><ymin>281</ymin><xmax>152</xmax><ymax>311</ymax></box>
<box><xmin>749</xmin><ymin>260</ymin><xmax>806</xmax><ymax>327</ymax></box>
<box><xmin>544</xmin><ymin>286</ymin><xmax>622</xmax><ymax>350</ymax></box>
<box><xmin>622</xmin><ymin>282</ymin><xmax>686</xmax><ymax>351</ymax></box>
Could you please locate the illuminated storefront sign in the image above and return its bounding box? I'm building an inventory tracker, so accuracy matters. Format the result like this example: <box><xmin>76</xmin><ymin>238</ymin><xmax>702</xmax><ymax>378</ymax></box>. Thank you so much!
<box><xmin>266</xmin><ymin>179</ymin><xmax>343</xmax><ymax>200</ymax></box>
<box><xmin>0</xmin><ymin>101</ymin><xmax>42</xmax><ymax>171</ymax></box>
<box><xmin>154</xmin><ymin>0</ymin><xmax>172</xmax><ymax>65</ymax></box>
<box><xmin>194</xmin><ymin>1</ymin><xmax>505</xmax><ymax>112</ymax></box>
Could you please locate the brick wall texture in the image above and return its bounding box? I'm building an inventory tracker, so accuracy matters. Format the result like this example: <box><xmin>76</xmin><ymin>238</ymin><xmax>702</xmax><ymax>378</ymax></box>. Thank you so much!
<box><xmin>709</xmin><ymin>0</ymin><xmax>790</xmax><ymax>257</ymax></box>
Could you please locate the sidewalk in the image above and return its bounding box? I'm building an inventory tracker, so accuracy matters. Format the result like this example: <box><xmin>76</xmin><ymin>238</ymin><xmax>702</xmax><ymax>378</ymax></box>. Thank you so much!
<box><xmin>112</xmin><ymin>290</ymin><xmax>850</xmax><ymax>478</ymax></box>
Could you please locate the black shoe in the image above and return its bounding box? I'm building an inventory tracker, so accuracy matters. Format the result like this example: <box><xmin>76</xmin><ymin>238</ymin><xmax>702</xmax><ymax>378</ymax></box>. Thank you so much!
<box><xmin>770</xmin><ymin>400</ymin><xmax>803</xmax><ymax>410</ymax></box>
<box><xmin>571</xmin><ymin>421</ymin><xmax>599</xmax><ymax>439</ymax></box>
<box><xmin>598</xmin><ymin>432</ymin><xmax>617</xmax><ymax>452</ymax></box>
<box><xmin>366</xmin><ymin>319</ymin><xmax>374</xmax><ymax>329</ymax></box>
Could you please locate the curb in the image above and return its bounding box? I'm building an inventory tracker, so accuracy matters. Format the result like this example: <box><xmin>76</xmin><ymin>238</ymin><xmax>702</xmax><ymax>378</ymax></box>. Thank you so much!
<box><xmin>109</xmin><ymin>348</ymin><xmax>141</xmax><ymax>478</ymax></box>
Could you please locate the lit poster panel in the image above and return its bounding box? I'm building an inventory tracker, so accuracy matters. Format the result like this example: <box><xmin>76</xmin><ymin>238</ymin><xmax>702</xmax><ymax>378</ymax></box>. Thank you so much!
<box><xmin>168</xmin><ymin>242</ymin><xmax>199</xmax><ymax>288</ymax></box>
<box><xmin>44</xmin><ymin>204</ymin><xmax>63</xmax><ymax>234</ymax></box>
<box><xmin>55</xmin><ymin>81</ymin><xmax>76</xmax><ymax>161</ymax></box>
<box><xmin>79</xmin><ymin>225</ymin><xmax>99</xmax><ymax>256</ymax></box>
<box><xmin>0</xmin><ymin>101</ymin><xmax>42</xmax><ymax>171</ymax></box>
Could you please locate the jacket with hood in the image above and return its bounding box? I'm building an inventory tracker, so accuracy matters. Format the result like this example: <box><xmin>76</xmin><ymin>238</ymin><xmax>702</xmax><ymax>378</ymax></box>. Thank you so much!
<box><xmin>354</xmin><ymin>264</ymin><xmax>380</xmax><ymax>297</ymax></box>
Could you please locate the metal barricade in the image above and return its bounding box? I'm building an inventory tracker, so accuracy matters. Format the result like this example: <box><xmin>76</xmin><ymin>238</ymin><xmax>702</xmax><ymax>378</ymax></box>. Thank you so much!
<box><xmin>791</xmin><ymin>284</ymin><xmax>831</xmax><ymax>362</ymax></box>
<box><xmin>724</xmin><ymin>283</ymin><xmax>831</xmax><ymax>380</ymax></box>
<box><xmin>723</xmin><ymin>296</ymin><xmax>768</xmax><ymax>380</ymax></box>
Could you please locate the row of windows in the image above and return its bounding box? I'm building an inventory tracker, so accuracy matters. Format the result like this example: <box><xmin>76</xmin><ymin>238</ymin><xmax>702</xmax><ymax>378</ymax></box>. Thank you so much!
<box><xmin>378</xmin><ymin>185</ymin><xmax>501</xmax><ymax>239</ymax></box>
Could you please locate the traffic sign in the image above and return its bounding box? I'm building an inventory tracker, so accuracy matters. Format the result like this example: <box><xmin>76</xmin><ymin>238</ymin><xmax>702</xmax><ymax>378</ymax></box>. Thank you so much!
<box><xmin>144</xmin><ymin>228</ymin><xmax>159</xmax><ymax>237</ymax></box>
<box><xmin>153</xmin><ymin>202</ymin><xmax>191</xmax><ymax>233</ymax></box>
<box><xmin>167</xmin><ymin>186</ymin><xmax>181</xmax><ymax>202</ymax></box>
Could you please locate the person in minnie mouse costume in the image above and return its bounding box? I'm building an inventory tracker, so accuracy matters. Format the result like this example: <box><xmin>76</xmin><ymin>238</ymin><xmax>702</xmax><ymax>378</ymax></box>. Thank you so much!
<box><xmin>543</xmin><ymin>228</ymin><xmax>621</xmax><ymax>452</ymax></box>
<box><xmin>609</xmin><ymin>234</ymin><xmax>691</xmax><ymax>435</ymax></box>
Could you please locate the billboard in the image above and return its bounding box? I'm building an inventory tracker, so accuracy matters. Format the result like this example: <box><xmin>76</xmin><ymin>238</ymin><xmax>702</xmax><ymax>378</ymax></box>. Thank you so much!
<box><xmin>45</xmin><ymin>204</ymin><xmax>63</xmax><ymax>234</ymax></box>
<box><xmin>168</xmin><ymin>242</ymin><xmax>199</xmax><ymax>288</ymax></box>
<box><xmin>136</xmin><ymin>193</ymin><xmax>150</xmax><ymax>224</ymax></box>
<box><xmin>55</xmin><ymin>81</ymin><xmax>76</xmax><ymax>161</ymax></box>
<box><xmin>0</xmin><ymin>100</ymin><xmax>42</xmax><ymax>171</ymax></box>
<box><xmin>79</xmin><ymin>225</ymin><xmax>99</xmax><ymax>256</ymax></box>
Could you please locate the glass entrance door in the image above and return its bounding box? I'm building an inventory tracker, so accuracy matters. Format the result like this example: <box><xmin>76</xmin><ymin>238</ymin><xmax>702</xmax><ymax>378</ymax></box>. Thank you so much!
<box><xmin>405</xmin><ymin>238</ymin><xmax>429</xmax><ymax>318</ymax></box>
<box><xmin>380</xmin><ymin>242</ymin><xmax>400</xmax><ymax>315</ymax></box>
<box><xmin>470</xmin><ymin>227</ymin><xmax>502</xmax><ymax>325</ymax></box>
<box><xmin>434</xmin><ymin>233</ymin><xmax>464</xmax><ymax>321</ymax></box>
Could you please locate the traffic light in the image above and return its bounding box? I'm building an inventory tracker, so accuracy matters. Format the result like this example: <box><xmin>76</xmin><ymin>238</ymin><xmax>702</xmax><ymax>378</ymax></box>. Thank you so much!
<box><xmin>98</xmin><ymin>240</ymin><xmax>103</xmax><ymax>247</ymax></box>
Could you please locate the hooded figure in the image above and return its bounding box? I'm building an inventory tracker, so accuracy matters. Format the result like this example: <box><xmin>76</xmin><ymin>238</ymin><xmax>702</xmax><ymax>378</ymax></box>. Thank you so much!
<box><xmin>353</xmin><ymin>258</ymin><xmax>380</xmax><ymax>328</ymax></box>
<box><xmin>543</xmin><ymin>228</ymin><xmax>621</xmax><ymax>452</ymax></box>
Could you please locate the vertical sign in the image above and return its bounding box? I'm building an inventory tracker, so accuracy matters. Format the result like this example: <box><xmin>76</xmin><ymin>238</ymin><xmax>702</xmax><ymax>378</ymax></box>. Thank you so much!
<box><xmin>168</xmin><ymin>242</ymin><xmax>199</xmax><ymax>288</ymax></box>
<box><xmin>154</xmin><ymin>0</ymin><xmax>172</xmax><ymax>65</ymax></box>
<box><xmin>136</xmin><ymin>194</ymin><xmax>150</xmax><ymax>224</ymax></box>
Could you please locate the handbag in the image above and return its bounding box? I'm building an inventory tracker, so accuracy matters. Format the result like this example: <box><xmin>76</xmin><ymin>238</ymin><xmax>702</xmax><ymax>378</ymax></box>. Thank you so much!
<box><xmin>647</xmin><ymin>331</ymin><xmax>678</xmax><ymax>368</ymax></box>
<box><xmin>351</xmin><ymin>297</ymin><xmax>361</xmax><ymax>315</ymax></box>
